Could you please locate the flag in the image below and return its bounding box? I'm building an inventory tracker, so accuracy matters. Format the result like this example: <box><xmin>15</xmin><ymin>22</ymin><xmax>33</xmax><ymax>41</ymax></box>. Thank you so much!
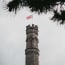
<box><xmin>26</xmin><ymin>15</ymin><xmax>33</xmax><ymax>19</ymax></box>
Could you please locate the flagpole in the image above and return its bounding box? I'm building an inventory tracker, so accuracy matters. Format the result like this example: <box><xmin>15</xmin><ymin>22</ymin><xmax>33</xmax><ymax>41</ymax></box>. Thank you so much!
<box><xmin>32</xmin><ymin>14</ymin><xmax>33</xmax><ymax>25</ymax></box>
<box><xmin>26</xmin><ymin>15</ymin><xmax>33</xmax><ymax>25</ymax></box>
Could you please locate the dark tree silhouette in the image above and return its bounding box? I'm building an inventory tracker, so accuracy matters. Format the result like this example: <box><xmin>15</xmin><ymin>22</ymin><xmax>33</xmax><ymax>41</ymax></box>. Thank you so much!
<box><xmin>7</xmin><ymin>0</ymin><xmax>65</xmax><ymax>24</ymax></box>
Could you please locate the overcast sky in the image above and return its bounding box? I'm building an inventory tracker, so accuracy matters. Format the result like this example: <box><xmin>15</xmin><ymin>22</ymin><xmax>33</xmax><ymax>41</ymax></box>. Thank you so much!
<box><xmin>1</xmin><ymin>0</ymin><xmax>65</xmax><ymax>65</ymax></box>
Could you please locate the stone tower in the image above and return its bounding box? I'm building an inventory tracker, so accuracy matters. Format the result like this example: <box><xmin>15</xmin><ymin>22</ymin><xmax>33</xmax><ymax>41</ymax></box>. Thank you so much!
<box><xmin>25</xmin><ymin>24</ymin><xmax>39</xmax><ymax>65</ymax></box>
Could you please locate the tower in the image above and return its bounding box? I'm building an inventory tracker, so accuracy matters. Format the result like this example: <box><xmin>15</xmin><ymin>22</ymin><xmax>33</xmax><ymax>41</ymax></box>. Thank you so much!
<box><xmin>25</xmin><ymin>24</ymin><xmax>39</xmax><ymax>65</ymax></box>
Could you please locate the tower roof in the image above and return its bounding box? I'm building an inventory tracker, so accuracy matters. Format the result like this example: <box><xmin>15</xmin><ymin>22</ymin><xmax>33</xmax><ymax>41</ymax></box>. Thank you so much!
<box><xmin>26</xmin><ymin>24</ymin><xmax>38</xmax><ymax>31</ymax></box>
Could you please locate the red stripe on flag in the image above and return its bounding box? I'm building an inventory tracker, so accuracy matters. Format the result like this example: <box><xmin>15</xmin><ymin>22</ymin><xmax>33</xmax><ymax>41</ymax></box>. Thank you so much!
<box><xmin>26</xmin><ymin>15</ymin><xmax>33</xmax><ymax>19</ymax></box>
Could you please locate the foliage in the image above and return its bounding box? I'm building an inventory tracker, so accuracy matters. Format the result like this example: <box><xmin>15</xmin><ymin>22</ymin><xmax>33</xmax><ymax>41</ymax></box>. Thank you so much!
<box><xmin>7</xmin><ymin>0</ymin><xmax>65</xmax><ymax>24</ymax></box>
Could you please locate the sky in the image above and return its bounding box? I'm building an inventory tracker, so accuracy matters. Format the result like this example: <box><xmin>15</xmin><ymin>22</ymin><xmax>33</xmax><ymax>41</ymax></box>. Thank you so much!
<box><xmin>1</xmin><ymin>0</ymin><xmax>65</xmax><ymax>65</ymax></box>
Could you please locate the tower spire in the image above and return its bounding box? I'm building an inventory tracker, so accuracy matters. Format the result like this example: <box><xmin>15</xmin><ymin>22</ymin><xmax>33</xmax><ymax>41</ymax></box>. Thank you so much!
<box><xmin>25</xmin><ymin>24</ymin><xmax>39</xmax><ymax>65</ymax></box>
